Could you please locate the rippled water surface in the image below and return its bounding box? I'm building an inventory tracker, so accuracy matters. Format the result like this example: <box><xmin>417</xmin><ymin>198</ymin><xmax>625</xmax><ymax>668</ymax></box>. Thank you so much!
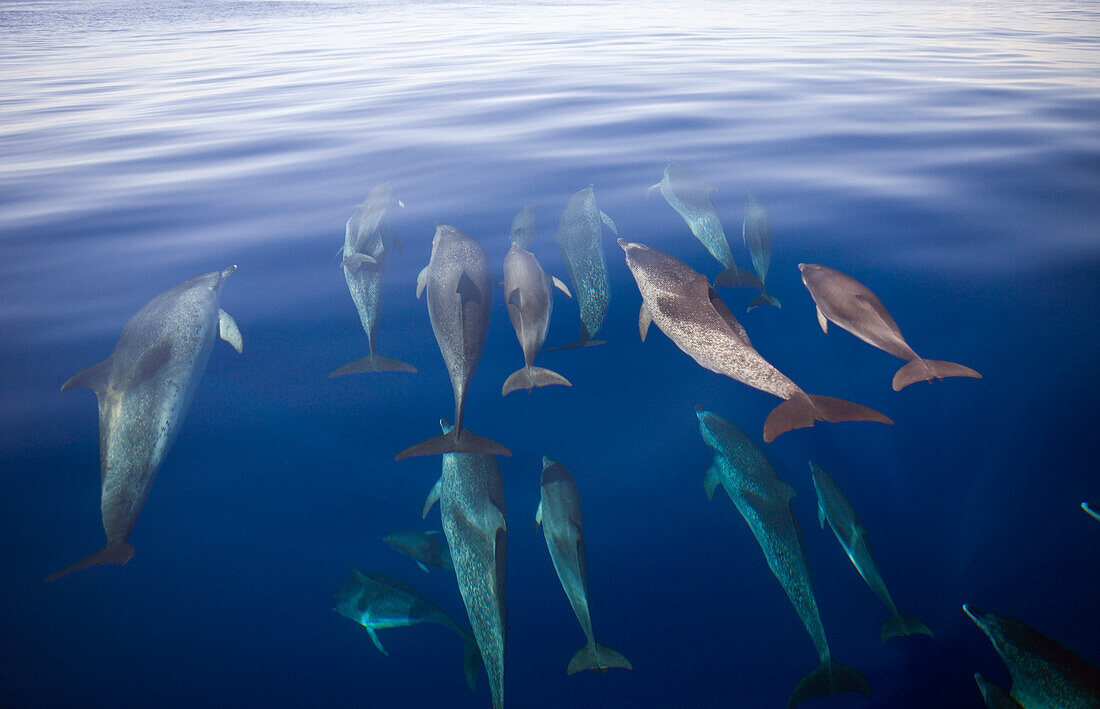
<box><xmin>2</xmin><ymin>1</ymin><xmax>1099</xmax><ymax>707</ymax></box>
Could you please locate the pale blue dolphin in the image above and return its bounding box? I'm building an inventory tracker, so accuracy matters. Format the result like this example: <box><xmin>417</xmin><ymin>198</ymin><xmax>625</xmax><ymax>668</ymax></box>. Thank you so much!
<box><xmin>551</xmin><ymin>185</ymin><xmax>616</xmax><ymax>348</ymax></box>
<box><xmin>742</xmin><ymin>193</ymin><xmax>781</xmax><ymax>310</ymax></box>
<box><xmin>509</xmin><ymin>205</ymin><xmax>537</xmax><ymax>249</ymax></box>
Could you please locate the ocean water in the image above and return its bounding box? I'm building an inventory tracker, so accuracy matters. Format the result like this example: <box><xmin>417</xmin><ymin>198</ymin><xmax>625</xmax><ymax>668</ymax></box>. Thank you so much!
<box><xmin>2</xmin><ymin>0</ymin><xmax>1099</xmax><ymax>706</ymax></box>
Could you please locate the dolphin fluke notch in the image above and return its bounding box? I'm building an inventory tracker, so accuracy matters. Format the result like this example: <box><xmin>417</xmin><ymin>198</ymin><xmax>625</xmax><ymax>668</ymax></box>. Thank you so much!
<box><xmin>462</xmin><ymin>633</ymin><xmax>483</xmax><ymax>691</ymax></box>
<box><xmin>881</xmin><ymin>612</ymin><xmax>933</xmax><ymax>642</ymax></box>
<box><xmin>713</xmin><ymin>264</ymin><xmax>763</xmax><ymax>290</ymax></box>
<box><xmin>763</xmin><ymin>392</ymin><xmax>893</xmax><ymax>442</ymax></box>
<box><xmin>747</xmin><ymin>292</ymin><xmax>782</xmax><ymax>311</ymax></box>
<box><xmin>44</xmin><ymin>541</ymin><xmax>135</xmax><ymax>582</ymax></box>
<box><xmin>328</xmin><ymin>353</ymin><xmax>417</xmax><ymax>377</ymax></box>
<box><xmin>786</xmin><ymin>659</ymin><xmax>871</xmax><ymax>709</ymax></box>
<box><xmin>396</xmin><ymin>428</ymin><xmax>511</xmax><ymax>460</ymax></box>
<box><xmin>567</xmin><ymin>642</ymin><xmax>633</xmax><ymax>675</ymax></box>
<box><xmin>501</xmin><ymin>366</ymin><xmax>572</xmax><ymax>396</ymax></box>
<box><xmin>893</xmin><ymin>357</ymin><xmax>981</xmax><ymax>391</ymax></box>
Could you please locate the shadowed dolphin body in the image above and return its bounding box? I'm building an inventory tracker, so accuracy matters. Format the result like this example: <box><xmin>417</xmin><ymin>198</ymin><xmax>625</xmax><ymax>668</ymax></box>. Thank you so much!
<box><xmin>808</xmin><ymin>461</ymin><xmax>932</xmax><ymax>642</ymax></box>
<box><xmin>423</xmin><ymin>419</ymin><xmax>507</xmax><ymax>709</ymax></box>
<box><xmin>501</xmin><ymin>242</ymin><xmax>572</xmax><ymax>395</ymax></box>
<box><xmin>536</xmin><ymin>457</ymin><xmax>632</xmax><ymax>675</ymax></box>
<box><xmin>798</xmin><ymin>263</ymin><xmax>981</xmax><ymax>391</ymax></box>
<box><xmin>550</xmin><ymin>185</ymin><xmax>616</xmax><ymax>349</ymax></box>
<box><xmin>975</xmin><ymin>673</ymin><xmax>1025</xmax><ymax>708</ymax></box>
<box><xmin>48</xmin><ymin>266</ymin><xmax>242</xmax><ymax>580</ymax></box>
<box><xmin>383</xmin><ymin>530</ymin><xmax>453</xmax><ymax>573</ymax></box>
<box><xmin>742</xmin><ymin>193</ymin><xmax>781</xmax><ymax>310</ymax></box>
<box><xmin>697</xmin><ymin>409</ymin><xmax>870</xmax><ymax>709</ymax></box>
<box><xmin>509</xmin><ymin>205</ymin><xmax>537</xmax><ymax>249</ymax></box>
<box><xmin>397</xmin><ymin>224</ymin><xmax>509</xmax><ymax>459</ymax></box>
<box><xmin>331</xmin><ymin>183</ymin><xmax>416</xmax><ymax>377</ymax></box>
<box><xmin>620</xmin><ymin>239</ymin><xmax>891</xmax><ymax>442</ymax></box>
<box><xmin>964</xmin><ymin>604</ymin><xmax>1100</xmax><ymax>708</ymax></box>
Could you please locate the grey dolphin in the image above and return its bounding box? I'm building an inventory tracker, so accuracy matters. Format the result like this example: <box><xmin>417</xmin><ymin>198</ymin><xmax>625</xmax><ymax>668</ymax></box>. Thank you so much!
<box><xmin>742</xmin><ymin>193</ymin><xmax>781</xmax><ymax>310</ymax></box>
<box><xmin>383</xmin><ymin>530</ymin><xmax>453</xmax><ymax>573</ymax></box>
<box><xmin>333</xmin><ymin>567</ymin><xmax>481</xmax><ymax>690</ymax></box>
<box><xmin>48</xmin><ymin>266</ymin><xmax>242</xmax><ymax>581</ymax></box>
<box><xmin>808</xmin><ymin>461</ymin><xmax>932</xmax><ymax>642</ymax></box>
<box><xmin>620</xmin><ymin>239</ymin><xmax>891</xmax><ymax>442</ymax></box>
<box><xmin>501</xmin><ymin>242</ymin><xmax>572</xmax><ymax>395</ymax></box>
<box><xmin>964</xmin><ymin>604</ymin><xmax>1100</xmax><ymax>708</ymax></box>
<box><xmin>697</xmin><ymin>408</ymin><xmax>870</xmax><ymax>709</ymax></box>
<box><xmin>647</xmin><ymin>160</ymin><xmax>762</xmax><ymax>291</ymax></box>
<box><xmin>397</xmin><ymin>224</ymin><xmax>510</xmax><ymax>459</ymax></box>
<box><xmin>509</xmin><ymin>205</ymin><xmax>537</xmax><ymax>249</ymax></box>
<box><xmin>798</xmin><ymin>263</ymin><xmax>981</xmax><ymax>391</ymax></box>
<box><xmin>423</xmin><ymin>419</ymin><xmax>507</xmax><ymax>709</ymax></box>
<box><xmin>536</xmin><ymin>457</ymin><xmax>632</xmax><ymax>675</ymax></box>
<box><xmin>974</xmin><ymin>674</ymin><xmax>1025</xmax><ymax>709</ymax></box>
<box><xmin>550</xmin><ymin>185</ymin><xmax>616</xmax><ymax>349</ymax></box>
<box><xmin>331</xmin><ymin>183</ymin><xmax>416</xmax><ymax>376</ymax></box>
<box><xmin>1083</xmin><ymin>502</ymin><xmax>1100</xmax><ymax>522</ymax></box>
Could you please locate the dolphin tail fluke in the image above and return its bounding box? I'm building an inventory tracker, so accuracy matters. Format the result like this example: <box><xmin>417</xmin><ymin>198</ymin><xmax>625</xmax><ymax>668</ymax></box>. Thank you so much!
<box><xmin>746</xmin><ymin>292</ymin><xmax>782</xmax><ymax>311</ymax></box>
<box><xmin>462</xmin><ymin>633</ymin><xmax>483</xmax><ymax>691</ymax></box>
<box><xmin>501</xmin><ymin>366</ymin><xmax>572</xmax><ymax>396</ymax></box>
<box><xmin>763</xmin><ymin>393</ymin><xmax>892</xmax><ymax>443</ymax></box>
<box><xmin>567</xmin><ymin>641</ymin><xmax>633</xmax><ymax>675</ymax></box>
<box><xmin>396</xmin><ymin>428</ymin><xmax>511</xmax><ymax>460</ymax></box>
<box><xmin>714</xmin><ymin>264</ymin><xmax>763</xmax><ymax>291</ymax></box>
<box><xmin>881</xmin><ymin>612</ymin><xmax>933</xmax><ymax>642</ymax></box>
<box><xmin>786</xmin><ymin>659</ymin><xmax>871</xmax><ymax>709</ymax></box>
<box><xmin>44</xmin><ymin>541</ymin><xmax>135</xmax><ymax>582</ymax></box>
<box><xmin>892</xmin><ymin>357</ymin><xmax>981</xmax><ymax>391</ymax></box>
<box><xmin>328</xmin><ymin>353</ymin><xmax>417</xmax><ymax>377</ymax></box>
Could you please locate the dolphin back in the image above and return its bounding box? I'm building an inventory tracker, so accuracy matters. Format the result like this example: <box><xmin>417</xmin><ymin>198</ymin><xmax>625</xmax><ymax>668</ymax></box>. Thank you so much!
<box><xmin>786</xmin><ymin>659</ymin><xmax>871</xmax><ymax>709</ymax></box>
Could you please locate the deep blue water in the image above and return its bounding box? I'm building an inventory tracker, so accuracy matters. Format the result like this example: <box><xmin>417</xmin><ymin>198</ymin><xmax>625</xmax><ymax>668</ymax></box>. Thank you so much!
<box><xmin>2</xmin><ymin>1</ymin><xmax>1099</xmax><ymax>706</ymax></box>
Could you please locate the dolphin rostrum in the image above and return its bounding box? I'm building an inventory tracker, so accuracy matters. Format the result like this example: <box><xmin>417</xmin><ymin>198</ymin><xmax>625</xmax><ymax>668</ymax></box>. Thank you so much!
<box><xmin>742</xmin><ymin>193</ymin><xmax>781</xmax><ymax>310</ymax></box>
<box><xmin>536</xmin><ymin>457</ymin><xmax>632</xmax><ymax>675</ymax></box>
<box><xmin>964</xmin><ymin>604</ymin><xmax>1100</xmax><ymax>708</ymax></box>
<box><xmin>647</xmin><ymin>160</ymin><xmax>762</xmax><ymax>291</ymax></box>
<box><xmin>550</xmin><ymin>185</ymin><xmax>616</xmax><ymax>349</ymax></box>
<box><xmin>974</xmin><ymin>673</ymin><xmax>1025</xmax><ymax>709</ymax></box>
<box><xmin>697</xmin><ymin>408</ymin><xmax>870</xmax><ymax>709</ymax></box>
<box><xmin>620</xmin><ymin>239</ymin><xmax>891</xmax><ymax>442</ymax></box>
<box><xmin>798</xmin><ymin>263</ymin><xmax>981</xmax><ymax>391</ymax></box>
<box><xmin>333</xmin><ymin>567</ymin><xmax>481</xmax><ymax>690</ymax></box>
<box><xmin>48</xmin><ymin>266</ymin><xmax>242</xmax><ymax>581</ymax></box>
<box><xmin>501</xmin><ymin>242</ymin><xmax>573</xmax><ymax>395</ymax></box>
<box><xmin>808</xmin><ymin>461</ymin><xmax>932</xmax><ymax>642</ymax></box>
<box><xmin>331</xmin><ymin>183</ymin><xmax>416</xmax><ymax>376</ymax></box>
<box><xmin>423</xmin><ymin>419</ymin><xmax>507</xmax><ymax>709</ymax></box>
<box><xmin>383</xmin><ymin>530</ymin><xmax>453</xmax><ymax>573</ymax></box>
<box><xmin>397</xmin><ymin>224</ymin><xmax>510</xmax><ymax>459</ymax></box>
<box><xmin>1083</xmin><ymin>502</ymin><xmax>1100</xmax><ymax>522</ymax></box>
<box><xmin>509</xmin><ymin>205</ymin><xmax>537</xmax><ymax>249</ymax></box>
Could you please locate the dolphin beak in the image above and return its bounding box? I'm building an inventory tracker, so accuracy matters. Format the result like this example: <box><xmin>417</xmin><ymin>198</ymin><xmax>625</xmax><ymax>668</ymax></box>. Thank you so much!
<box><xmin>617</xmin><ymin>238</ymin><xmax>629</xmax><ymax>250</ymax></box>
<box><xmin>797</xmin><ymin>263</ymin><xmax>806</xmax><ymax>271</ymax></box>
<box><xmin>221</xmin><ymin>265</ymin><xmax>238</xmax><ymax>280</ymax></box>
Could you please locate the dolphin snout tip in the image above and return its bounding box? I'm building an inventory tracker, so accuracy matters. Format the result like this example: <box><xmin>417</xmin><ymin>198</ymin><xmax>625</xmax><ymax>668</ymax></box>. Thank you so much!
<box><xmin>541</xmin><ymin>456</ymin><xmax>552</xmax><ymax>467</ymax></box>
<box><xmin>797</xmin><ymin>263</ymin><xmax>806</xmax><ymax>271</ymax></box>
<box><xmin>616</xmin><ymin>238</ymin><xmax>628</xmax><ymax>249</ymax></box>
<box><xmin>221</xmin><ymin>265</ymin><xmax>238</xmax><ymax>279</ymax></box>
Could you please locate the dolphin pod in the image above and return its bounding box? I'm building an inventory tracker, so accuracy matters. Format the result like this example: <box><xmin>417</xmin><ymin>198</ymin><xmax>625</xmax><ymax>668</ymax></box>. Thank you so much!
<box><xmin>697</xmin><ymin>408</ymin><xmax>871</xmax><ymax>708</ymax></box>
<box><xmin>551</xmin><ymin>185</ymin><xmax>617</xmax><ymax>348</ymax></box>
<box><xmin>536</xmin><ymin>457</ymin><xmax>632</xmax><ymax>675</ymax></box>
<box><xmin>501</xmin><ymin>242</ymin><xmax>573</xmax><ymax>395</ymax></box>
<box><xmin>48</xmin><ymin>266</ymin><xmax>242</xmax><ymax>581</ymax></box>
<box><xmin>809</xmin><ymin>462</ymin><xmax>932</xmax><ymax>643</ymax></box>
<box><xmin>619</xmin><ymin>238</ymin><xmax>892</xmax><ymax>442</ymax></box>
<box><xmin>798</xmin><ymin>263</ymin><xmax>981</xmax><ymax>391</ymax></box>
<box><xmin>383</xmin><ymin>530</ymin><xmax>453</xmax><ymax>573</ymax></box>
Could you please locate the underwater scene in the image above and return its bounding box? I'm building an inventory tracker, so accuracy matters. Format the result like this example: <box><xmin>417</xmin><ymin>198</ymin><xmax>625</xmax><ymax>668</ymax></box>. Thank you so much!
<box><xmin>2</xmin><ymin>1</ymin><xmax>1099</xmax><ymax>707</ymax></box>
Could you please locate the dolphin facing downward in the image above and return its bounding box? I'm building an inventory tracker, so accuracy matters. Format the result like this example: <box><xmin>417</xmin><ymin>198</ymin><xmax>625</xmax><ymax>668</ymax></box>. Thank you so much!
<box><xmin>48</xmin><ymin>266</ymin><xmax>242</xmax><ymax>581</ymax></box>
<box><xmin>809</xmin><ymin>461</ymin><xmax>932</xmax><ymax>642</ymax></box>
<box><xmin>501</xmin><ymin>242</ymin><xmax>572</xmax><ymax>395</ymax></box>
<box><xmin>509</xmin><ymin>205</ymin><xmax>537</xmax><ymax>249</ymax></box>
<box><xmin>798</xmin><ymin>263</ymin><xmax>981</xmax><ymax>391</ymax></box>
<box><xmin>551</xmin><ymin>185</ymin><xmax>617</xmax><ymax>349</ymax></box>
<box><xmin>620</xmin><ymin>239</ymin><xmax>891</xmax><ymax>442</ymax></box>
<box><xmin>536</xmin><ymin>457</ymin><xmax>632</xmax><ymax>675</ymax></box>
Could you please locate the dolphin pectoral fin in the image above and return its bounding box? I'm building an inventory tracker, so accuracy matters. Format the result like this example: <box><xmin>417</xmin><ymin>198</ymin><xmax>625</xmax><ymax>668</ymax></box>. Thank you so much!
<box><xmin>366</xmin><ymin>627</ymin><xmax>388</xmax><ymax>656</ymax></box>
<box><xmin>638</xmin><ymin>303</ymin><xmax>652</xmax><ymax>342</ymax></box>
<box><xmin>703</xmin><ymin>466</ymin><xmax>723</xmax><ymax>501</ymax></box>
<box><xmin>645</xmin><ymin>183</ymin><xmax>661</xmax><ymax>200</ymax></box>
<box><xmin>816</xmin><ymin>305</ymin><xmax>829</xmax><ymax>334</ymax></box>
<box><xmin>817</xmin><ymin>498</ymin><xmax>827</xmax><ymax>530</ymax></box>
<box><xmin>881</xmin><ymin>612</ymin><xmax>933</xmax><ymax>642</ymax></box>
<box><xmin>787</xmin><ymin>659</ymin><xmax>871</xmax><ymax>709</ymax></box>
<box><xmin>415</xmin><ymin>561</ymin><xmax>429</xmax><ymax>574</ymax></box>
<box><xmin>416</xmin><ymin>266</ymin><xmax>429</xmax><ymax>299</ymax></box>
<box><xmin>218</xmin><ymin>309</ymin><xmax>243</xmax><ymax>353</ymax></box>
<box><xmin>974</xmin><ymin>673</ymin><xmax>1022</xmax><ymax>709</ymax></box>
<box><xmin>456</xmin><ymin>270</ymin><xmax>482</xmax><ymax>306</ymax></box>
<box><xmin>551</xmin><ymin>276</ymin><xmax>572</xmax><ymax>298</ymax></box>
<box><xmin>535</xmin><ymin>501</ymin><xmax>543</xmax><ymax>526</ymax></box>
<box><xmin>567</xmin><ymin>641</ymin><xmax>633</xmax><ymax>674</ymax></box>
<box><xmin>329</xmin><ymin>354</ymin><xmax>417</xmax><ymax>377</ymax></box>
<box><xmin>341</xmin><ymin>252</ymin><xmax>378</xmax><ymax>272</ymax></box>
<box><xmin>44</xmin><ymin>540</ymin><xmax>135</xmax><ymax>582</ymax></box>
<box><xmin>892</xmin><ymin>357</ymin><xmax>981</xmax><ymax>391</ymax></box>
<box><xmin>61</xmin><ymin>358</ymin><xmax>111</xmax><ymax>395</ymax></box>
<box><xmin>335</xmin><ymin>244</ymin><xmax>346</xmax><ymax>259</ymax></box>
<box><xmin>600</xmin><ymin>210</ymin><xmax>618</xmax><ymax>235</ymax></box>
<box><xmin>422</xmin><ymin>478</ymin><xmax>442</xmax><ymax>519</ymax></box>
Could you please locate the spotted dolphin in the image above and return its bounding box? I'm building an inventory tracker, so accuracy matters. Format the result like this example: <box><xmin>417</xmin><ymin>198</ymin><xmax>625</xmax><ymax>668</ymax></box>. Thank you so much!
<box><xmin>742</xmin><ymin>193</ymin><xmax>781</xmax><ymax>310</ymax></box>
<box><xmin>501</xmin><ymin>242</ymin><xmax>572</xmax><ymax>395</ymax></box>
<box><xmin>423</xmin><ymin>419</ymin><xmax>507</xmax><ymax>709</ymax></box>
<box><xmin>798</xmin><ymin>263</ymin><xmax>981</xmax><ymax>391</ymax></box>
<box><xmin>397</xmin><ymin>224</ymin><xmax>509</xmax><ymax>459</ymax></box>
<box><xmin>809</xmin><ymin>461</ymin><xmax>932</xmax><ymax>642</ymax></box>
<box><xmin>331</xmin><ymin>183</ymin><xmax>416</xmax><ymax>376</ymax></box>
<box><xmin>964</xmin><ymin>604</ymin><xmax>1100</xmax><ymax>708</ymax></box>
<box><xmin>536</xmin><ymin>457</ymin><xmax>632</xmax><ymax>675</ymax></box>
<box><xmin>620</xmin><ymin>239</ymin><xmax>891</xmax><ymax>442</ymax></box>
<box><xmin>509</xmin><ymin>205</ymin><xmax>537</xmax><ymax>249</ymax></box>
<box><xmin>551</xmin><ymin>185</ymin><xmax>616</xmax><ymax>348</ymax></box>
<box><xmin>697</xmin><ymin>409</ymin><xmax>870</xmax><ymax>709</ymax></box>
<box><xmin>47</xmin><ymin>266</ymin><xmax>242</xmax><ymax>581</ymax></box>
<box><xmin>383</xmin><ymin>530</ymin><xmax>453</xmax><ymax>573</ymax></box>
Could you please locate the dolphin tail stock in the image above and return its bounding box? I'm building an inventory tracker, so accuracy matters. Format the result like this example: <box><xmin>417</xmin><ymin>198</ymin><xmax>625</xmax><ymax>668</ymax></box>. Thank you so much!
<box><xmin>328</xmin><ymin>352</ymin><xmax>417</xmax><ymax>377</ymax></box>
<box><xmin>746</xmin><ymin>292</ymin><xmax>782</xmax><ymax>311</ymax></box>
<box><xmin>881</xmin><ymin>612</ymin><xmax>934</xmax><ymax>642</ymax></box>
<box><xmin>501</xmin><ymin>366</ymin><xmax>572</xmax><ymax>396</ymax></box>
<box><xmin>462</xmin><ymin>632</ymin><xmax>483</xmax><ymax>691</ymax></box>
<box><xmin>713</xmin><ymin>264</ymin><xmax>763</xmax><ymax>291</ymax></box>
<box><xmin>892</xmin><ymin>357</ymin><xmax>981</xmax><ymax>391</ymax></box>
<box><xmin>396</xmin><ymin>427</ymin><xmax>511</xmax><ymax>460</ymax></box>
<box><xmin>44</xmin><ymin>541</ymin><xmax>136</xmax><ymax>582</ymax></box>
<box><xmin>763</xmin><ymin>392</ymin><xmax>892</xmax><ymax>443</ymax></box>
<box><xmin>786</xmin><ymin>659</ymin><xmax>871</xmax><ymax>709</ymax></box>
<box><xmin>567</xmin><ymin>641</ymin><xmax>633</xmax><ymax>675</ymax></box>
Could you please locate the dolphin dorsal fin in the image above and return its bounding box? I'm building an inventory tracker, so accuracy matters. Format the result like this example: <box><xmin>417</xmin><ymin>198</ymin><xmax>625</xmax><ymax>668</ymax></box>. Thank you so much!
<box><xmin>422</xmin><ymin>478</ymin><xmax>443</xmax><ymax>519</ymax></box>
<box><xmin>816</xmin><ymin>305</ymin><xmax>828</xmax><ymax>334</ymax></box>
<box><xmin>818</xmin><ymin>498</ymin><xmax>827</xmax><ymax>530</ymax></box>
<box><xmin>218</xmin><ymin>309</ymin><xmax>243</xmax><ymax>353</ymax></box>
<box><xmin>61</xmin><ymin>359</ymin><xmax>111</xmax><ymax>396</ymax></box>
<box><xmin>416</xmin><ymin>266</ymin><xmax>430</xmax><ymax>300</ymax></box>
<box><xmin>638</xmin><ymin>303</ymin><xmax>652</xmax><ymax>342</ymax></box>
<box><xmin>600</xmin><ymin>210</ymin><xmax>618</xmax><ymax>235</ymax></box>
<box><xmin>456</xmin><ymin>270</ymin><xmax>482</xmax><ymax>307</ymax></box>
<box><xmin>551</xmin><ymin>276</ymin><xmax>572</xmax><ymax>298</ymax></box>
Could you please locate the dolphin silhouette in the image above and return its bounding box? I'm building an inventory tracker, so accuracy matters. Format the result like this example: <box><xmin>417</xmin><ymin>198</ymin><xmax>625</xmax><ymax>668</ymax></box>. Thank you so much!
<box><xmin>550</xmin><ymin>185</ymin><xmax>616</xmax><ymax>349</ymax></box>
<box><xmin>742</xmin><ymin>193</ymin><xmax>781</xmax><ymax>310</ymax></box>
<box><xmin>383</xmin><ymin>530</ymin><xmax>453</xmax><ymax>573</ymax></box>
<box><xmin>501</xmin><ymin>242</ymin><xmax>572</xmax><ymax>395</ymax></box>
<box><xmin>509</xmin><ymin>204</ymin><xmax>537</xmax><ymax>249</ymax></box>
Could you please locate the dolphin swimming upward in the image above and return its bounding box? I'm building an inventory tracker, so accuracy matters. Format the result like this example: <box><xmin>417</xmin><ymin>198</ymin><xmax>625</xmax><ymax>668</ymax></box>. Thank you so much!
<box><xmin>798</xmin><ymin>263</ymin><xmax>981</xmax><ymax>391</ymax></box>
<box><xmin>509</xmin><ymin>205</ymin><xmax>537</xmax><ymax>249</ymax></box>
<box><xmin>423</xmin><ymin>419</ymin><xmax>508</xmax><ymax>709</ymax></box>
<box><xmin>383</xmin><ymin>530</ymin><xmax>453</xmax><ymax>573</ymax></box>
<box><xmin>501</xmin><ymin>242</ymin><xmax>573</xmax><ymax>395</ymax></box>
<box><xmin>397</xmin><ymin>224</ymin><xmax>510</xmax><ymax>459</ymax></box>
<box><xmin>809</xmin><ymin>462</ymin><xmax>932</xmax><ymax>642</ymax></box>
<box><xmin>551</xmin><ymin>185</ymin><xmax>617</xmax><ymax>349</ymax></box>
<box><xmin>48</xmin><ymin>266</ymin><xmax>242</xmax><ymax>581</ymax></box>
<box><xmin>331</xmin><ymin>183</ymin><xmax>416</xmax><ymax>376</ymax></box>
<box><xmin>620</xmin><ymin>239</ymin><xmax>891</xmax><ymax>442</ymax></box>
<box><xmin>742</xmin><ymin>193</ymin><xmax>781</xmax><ymax>310</ymax></box>
<box><xmin>697</xmin><ymin>409</ymin><xmax>870</xmax><ymax>709</ymax></box>
<box><xmin>536</xmin><ymin>457</ymin><xmax>632</xmax><ymax>675</ymax></box>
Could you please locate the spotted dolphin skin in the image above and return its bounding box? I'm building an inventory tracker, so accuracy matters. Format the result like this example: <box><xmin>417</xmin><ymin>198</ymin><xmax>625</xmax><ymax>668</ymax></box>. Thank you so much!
<box><xmin>501</xmin><ymin>242</ymin><xmax>572</xmax><ymax>395</ymax></box>
<box><xmin>798</xmin><ymin>263</ymin><xmax>981</xmax><ymax>391</ymax></box>
<box><xmin>48</xmin><ymin>266</ymin><xmax>242</xmax><ymax>581</ymax></box>
<box><xmin>742</xmin><ymin>193</ymin><xmax>781</xmax><ymax>310</ymax></box>
<box><xmin>809</xmin><ymin>461</ymin><xmax>932</xmax><ymax>642</ymax></box>
<box><xmin>551</xmin><ymin>185</ymin><xmax>616</xmax><ymax>349</ymax></box>
<box><xmin>383</xmin><ymin>530</ymin><xmax>453</xmax><ymax>573</ymax></box>
<box><xmin>423</xmin><ymin>419</ymin><xmax>508</xmax><ymax>709</ymax></box>
<box><xmin>964</xmin><ymin>604</ymin><xmax>1100</xmax><ymax>708</ymax></box>
<box><xmin>536</xmin><ymin>457</ymin><xmax>632</xmax><ymax>675</ymax></box>
<box><xmin>620</xmin><ymin>239</ymin><xmax>891</xmax><ymax>442</ymax></box>
<box><xmin>697</xmin><ymin>409</ymin><xmax>870</xmax><ymax>709</ymax></box>
<box><xmin>331</xmin><ymin>183</ymin><xmax>416</xmax><ymax>377</ymax></box>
